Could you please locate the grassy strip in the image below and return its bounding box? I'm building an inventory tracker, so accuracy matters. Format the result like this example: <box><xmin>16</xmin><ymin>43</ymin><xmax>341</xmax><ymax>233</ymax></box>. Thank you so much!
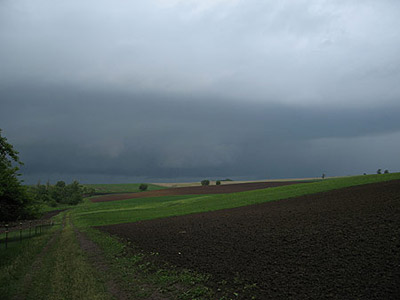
<box><xmin>0</xmin><ymin>211</ymin><xmax>112</xmax><ymax>300</ymax></box>
<box><xmin>84</xmin><ymin>183</ymin><xmax>168</xmax><ymax>194</ymax></box>
<box><xmin>74</xmin><ymin>195</ymin><xmax>210</xmax><ymax>226</ymax></box>
<box><xmin>0</xmin><ymin>213</ymin><xmax>65</xmax><ymax>299</ymax></box>
<box><xmin>73</xmin><ymin>173</ymin><xmax>400</xmax><ymax>227</ymax></box>
<box><xmin>0</xmin><ymin>230</ymin><xmax>55</xmax><ymax>299</ymax></box>
<box><xmin>80</xmin><ymin>226</ymin><xmax>214</xmax><ymax>300</ymax></box>
<box><xmin>17</xmin><ymin>212</ymin><xmax>111</xmax><ymax>300</ymax></box>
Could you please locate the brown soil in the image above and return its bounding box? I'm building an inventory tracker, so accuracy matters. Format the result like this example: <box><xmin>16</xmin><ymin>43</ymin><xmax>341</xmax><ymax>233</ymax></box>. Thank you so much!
<box><xmin>97</xmin><ymin>180</ymin><xmax>400</xmax><ymax>299</ymax></box>
<box><xmin>90</xmin><ymin>181</ymin><xmax>305</xmax><ymax>203</ymax></box>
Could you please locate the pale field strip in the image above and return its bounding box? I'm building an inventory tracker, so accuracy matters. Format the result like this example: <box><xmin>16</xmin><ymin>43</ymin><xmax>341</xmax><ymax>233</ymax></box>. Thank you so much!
<box><xmin>151</xmin><ymin>176</ymin><xmax>346</xmax><ymax>188</ymax></box>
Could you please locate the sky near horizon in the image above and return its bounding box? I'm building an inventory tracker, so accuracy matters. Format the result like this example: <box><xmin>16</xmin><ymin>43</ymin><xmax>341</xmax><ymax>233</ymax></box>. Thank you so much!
<box><xmin>1</xmin><ymin>0</ymin><xmax>400</xmax><ymax>184</ymax></box>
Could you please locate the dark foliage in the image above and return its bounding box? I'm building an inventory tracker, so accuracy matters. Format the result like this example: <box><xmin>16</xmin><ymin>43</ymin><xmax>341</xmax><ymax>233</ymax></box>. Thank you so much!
<box><xmin>0</xmin><ymin>129</ymin><xmax>38</xmax><ymax>222</ymax></box>
<box><xmin>29</xmin><ymin>180</ymin><xmax>86</xmax><ymax>206</ymax></box>
<box><xmin>139</xmin><ymin>183</ymin><xmax>148</xmax><ymax>191</ymax></box>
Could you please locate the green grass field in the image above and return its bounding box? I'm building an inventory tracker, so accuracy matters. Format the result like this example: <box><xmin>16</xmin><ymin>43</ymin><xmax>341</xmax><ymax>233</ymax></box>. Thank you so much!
<box><xmin>83</xmin><ymin>183</ymin><xmax>167</xmax><ymax>194</ymax></box>
<box><xmin>73</xmin><ymin>173</ymin><xmax>400</xmax><ymax>228</ymax></box>
<box><xmin>2</xmin><ymin>172</ymin><xmax>399</xmax><ymax>299</ymax></box>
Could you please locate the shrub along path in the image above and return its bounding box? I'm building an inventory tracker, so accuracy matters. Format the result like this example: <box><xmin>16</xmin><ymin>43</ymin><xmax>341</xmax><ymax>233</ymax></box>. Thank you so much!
<box><xmin>98</xmin><ymin>180</ymin><xmax>400</xmax><ymax>299</ymax></box>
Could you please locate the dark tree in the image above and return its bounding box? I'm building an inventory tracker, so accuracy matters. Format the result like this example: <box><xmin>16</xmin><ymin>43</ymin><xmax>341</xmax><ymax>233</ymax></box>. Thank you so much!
<box><xmin>201</xmin><ymin>180</ymin><xmax>210</xmax><ymax>186</ymax></box>
<box><xmin>0</xmin><ymin>129</ymin><xmax>37</xmax><ymax>221</ymax></box>
<box><xmin>384</xmin><ymin>170</ymin><xmax>389</xmax><ymax>174</ymax></box>
<box><xmin>64</xmin><ymin>180</ymin><xmax>83</xmax><ymax>205</ymax></box>
<box><xmin>51</xmin><ymin>181</ymin><xmax>67</xmax><ymax>203</ymax></box>
<box><xmin>139</xmin><ymin>183</ymin><xmax>148</xmax><ymax>191</ymax></box>
<box><xmin>377</xmin><ymin>169</ymin><xmax>382</xmax><ymax>175</ymax></box>
<box><xmin>30</xmin><ymin>180</ymin><xmax>84</xmax><ymax>206</ymax></box>
<box><xmin>216</xmin><ymin>180</ymin><xmax>221</xmax><ymax>185</ymax></box>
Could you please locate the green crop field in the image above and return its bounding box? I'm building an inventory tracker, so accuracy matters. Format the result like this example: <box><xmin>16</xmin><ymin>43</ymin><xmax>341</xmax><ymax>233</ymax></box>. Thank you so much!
<box><xmin>73</xmin><ymin>173</ymin><xmax>400</xmax><ymax>227</ymax></box>
<box><xmin>2</xmin><ymin>172</ymin><xmax>399</xmax><ymax>300</ymax></box>
<box><xmin>84</xmin><ymin>183</ymin><xmax>167</xmax><ymax>194</ymax></box>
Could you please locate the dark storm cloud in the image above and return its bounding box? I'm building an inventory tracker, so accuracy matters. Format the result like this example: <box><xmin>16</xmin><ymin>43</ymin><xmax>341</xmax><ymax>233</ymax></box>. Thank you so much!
<box><xmin>1</xmin><ymin>0</ymin><xmax>400</xmax><ymax>183</ymax></box>
<box><xmin>1</xmin><ymin>85</ymin><xmax>399</xmax><ymax>183</ymax></box>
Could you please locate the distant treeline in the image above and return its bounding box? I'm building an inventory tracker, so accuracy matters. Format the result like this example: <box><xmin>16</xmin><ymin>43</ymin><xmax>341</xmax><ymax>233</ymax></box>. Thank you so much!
<box><xmin>29</xmin><ymin>180</ymin><xmax>96</xmax><ymax>207</ymax></box>
<box><xmin>1</xmin><ymin>129</ymin><xmax>96</xmax><ymax>222</ymax></box>
<box><xmin>1</xmin><ymin>180</ymin><xmax>95</xmax><ymax>222</ymax></box>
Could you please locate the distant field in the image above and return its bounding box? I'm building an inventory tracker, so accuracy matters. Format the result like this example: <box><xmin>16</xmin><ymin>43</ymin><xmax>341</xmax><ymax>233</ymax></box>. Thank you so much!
<box><xmin>83</xmin><ymin>183</ymin><xmax>167</xmax><ymax>194</ymax></box>
<box><xmin>74</xmin><ymin>173</ymin><xmax>400</xmax><ymax>227</ymax></box>
<box><xmin>90</xmin><ymin>181</ymin><xmax>306</xmax><ymax>203</ymax></box>
<box><xmin>153</xmin><ymin>177</ymin><xmax>322</xmax><ymax>188</ymax></box>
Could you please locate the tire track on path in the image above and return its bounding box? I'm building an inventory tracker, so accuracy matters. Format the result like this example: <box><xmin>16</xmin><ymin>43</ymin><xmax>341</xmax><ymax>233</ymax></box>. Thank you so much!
<box><xmin>72</xmin><ymin>226</ymin><xmax>131</xmax><ymax>300</ymax></box>
<box><xmin>72</xmin><ymin>224</ymin><xmax>171</xmax><ymax>300</ymax></box>
<box><xmin>13</xmin><ymin>214</ymin><xmax>66</xmax><ymax>300</ymax></box>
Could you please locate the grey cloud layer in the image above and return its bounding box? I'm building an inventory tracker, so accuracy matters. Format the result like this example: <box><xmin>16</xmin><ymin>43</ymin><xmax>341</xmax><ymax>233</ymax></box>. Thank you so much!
<box><xmin>1</xmin><ymin>86</ymin><xmax>399</xmax><ymax>183</ymax></box>
<box><xmin>1</xmin><ymin>0</ymin><xmax>400</xmax><ymax>106</ymax></box>
<box><xmin>1</xmin><ymin>0</ymin><xmax>400</xmax><ymax>183</ymax></box>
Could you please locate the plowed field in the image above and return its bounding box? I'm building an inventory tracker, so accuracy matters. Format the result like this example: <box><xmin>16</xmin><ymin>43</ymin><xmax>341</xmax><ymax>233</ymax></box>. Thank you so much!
<box><xmin>90</xmin><ymin>181</ymin><xmax>304</xmax><ymax>202</ymax></box>
<box><xmin>97</xmin><ymin>180</ymin><xmax>400</xmax><ymax>299</ymax></box>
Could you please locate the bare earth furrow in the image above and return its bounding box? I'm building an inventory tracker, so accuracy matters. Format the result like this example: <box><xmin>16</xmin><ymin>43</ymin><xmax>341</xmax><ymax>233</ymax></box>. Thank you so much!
<box><xmin>98</xmin><ymin>180</ymin><xmax>400</xmax><ymax>299</ymax></box>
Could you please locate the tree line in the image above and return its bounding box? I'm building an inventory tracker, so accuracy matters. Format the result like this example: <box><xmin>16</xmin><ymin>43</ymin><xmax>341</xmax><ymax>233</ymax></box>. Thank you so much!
<box><xmin>0</xmin><ymin>129</ymin><xmax>94</xmax><ymax>222</ymax></box>
<box><xmin>29</xmin><ymin>180</ymin><xmax>95</xmax><ymax>208</ymax></box>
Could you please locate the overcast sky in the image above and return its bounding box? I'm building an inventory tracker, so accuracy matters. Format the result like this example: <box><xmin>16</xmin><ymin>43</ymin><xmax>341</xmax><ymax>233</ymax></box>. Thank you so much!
<box><xmin>1</xmin><ymin>0</ymin><xmax>400</xmax><ymax>184</ymax></box>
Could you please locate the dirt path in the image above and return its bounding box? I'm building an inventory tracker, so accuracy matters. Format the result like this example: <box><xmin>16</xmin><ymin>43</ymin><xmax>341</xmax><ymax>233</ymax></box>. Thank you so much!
<box><xmin>13</xmin><ymin>214</ymin><xmax>66</xmax><ymax>300</ymax></box>
<box><xmin>98</xmin><ymin>180</ymin><xmax>400</xmax><ymax>299</ymax></box>
<box><xmin>9</xmin><ymin>213</ymin><xmax>115</xmax><ymax>300</ymax></box>
<box><xmin>73</xmin><ymin>227</ymin><xmax>131</xmax><ymax>300</ymax></box>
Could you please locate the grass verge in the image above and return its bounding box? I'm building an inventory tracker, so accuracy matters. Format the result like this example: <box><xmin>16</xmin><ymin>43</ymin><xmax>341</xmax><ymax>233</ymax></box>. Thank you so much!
<box><xmin>21</xmin><ymin>213</ymin><xmax>111</xmax><ymax>300</ymax></box>
<box><xmin>1</xmin><ymin>211</ymin><xmax>112</xmax><ymax>300</ymax></box>
<box><xmin>0</xmin><ymin>232</ymin><xmax>54</xmax><ymax>299</ymax></box>
<box><xmin>80</xmin><ymin>225</ymin><xmax>214</xmax><ymax>300</ymax></box>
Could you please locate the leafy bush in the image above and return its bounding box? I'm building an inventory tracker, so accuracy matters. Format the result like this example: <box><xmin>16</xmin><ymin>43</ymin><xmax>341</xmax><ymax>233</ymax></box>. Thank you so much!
<box><xmin>29</xmin><ymin>180</ymin><xmax>84</xmax><ymax>206</ymax></box>
<box><xmin>139</xmin><ymin>183</ymin><xmax>148</xmax><ymax>191</ymax></box>
<box><xmin>377</xmin><ymin>169</ymin><xmax>382</xmax><ymax>174</ymax></box>
<box><xmin>384</xmin><ymin>170</ymin><xmax>389</xmax><ymax>174</ymax></box>
<box><xmin>216</xmin><ymin>180</ymin><xmax>221</xmax><ymax>185</ymax></box>
<box><xmin>0</xmin><ymin>129</ymin><xmax>38</xmax><ymax>221</ymax></box>
<box><xmin>201</xmin><ymin>180</ymin><xmax>210</xmax><ymax>186</ymax></box>
<box><xmin>82</xmin><ymin>186</ymin><xmax>96</xmax><ymax>196</ymax></box>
